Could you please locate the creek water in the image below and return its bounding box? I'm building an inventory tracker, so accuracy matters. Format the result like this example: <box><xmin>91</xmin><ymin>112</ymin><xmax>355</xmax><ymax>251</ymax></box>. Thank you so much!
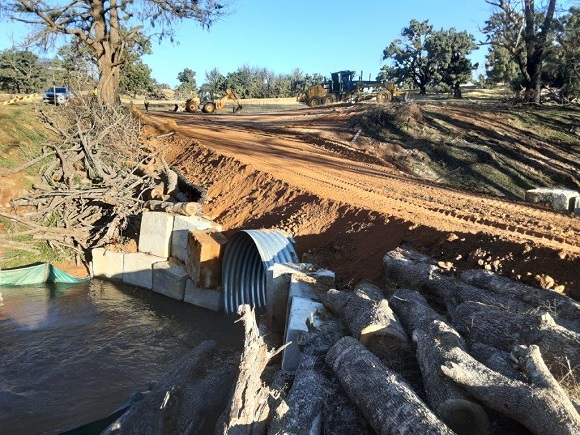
<box><xmin>0</xmin><ymin>279</ymin><xmax>243</xmax><ymax>434</ymax></box>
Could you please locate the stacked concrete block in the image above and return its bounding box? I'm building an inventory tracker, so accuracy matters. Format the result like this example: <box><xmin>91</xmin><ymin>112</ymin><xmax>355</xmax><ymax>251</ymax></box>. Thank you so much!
<box><xmin>138</xmin><ymin>211</ymin><xmax>174</xmax><ymax>258</ymax></box>
<box><xmin>91</xmin><ymin>248</ymin><xmax>124</xmax><ymax>281</ymax></box>
<box><xmin>265</xmin><ymin>263</ymin><xmax>335</xmax><ymax>334</ymax></box>
<box><xmin>171</xmin><ymin>215</ymin><xmax>222</xmax><ymax>262</ymax></box>
<box><xmin>152</xmin><ymin>261</ymin><xmax>189</xmax><ymax>300</ymax></box>
<box><xmin>185</xmin><ymin>230</ymin><xmax>228</xmax><ymax>289</ymax></box>
<box><xmin>123</xmin><ymin>252</ymin><xmax>165</xmax><ymax>289</ymax></box>
<box><xmin>281</xmin><ymin>297</ymin><xmax>324</xmax><ymax>371</ymax></box>
<box><xmin>525</xmin><ymin>188</ymin><xmax>579</xmax><ymax>213</ymax></box>
<box><xmin>184</xmin><ymin>279</ymin><xmax>223</xmax><ymax>311</ymax></box>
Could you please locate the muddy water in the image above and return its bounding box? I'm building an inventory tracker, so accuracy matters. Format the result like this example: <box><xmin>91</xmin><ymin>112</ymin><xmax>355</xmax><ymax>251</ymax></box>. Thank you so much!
<box><xmin>0</xmin><ymin>279</ymin><xmax>243</xmax><ymax>434</ymax></box>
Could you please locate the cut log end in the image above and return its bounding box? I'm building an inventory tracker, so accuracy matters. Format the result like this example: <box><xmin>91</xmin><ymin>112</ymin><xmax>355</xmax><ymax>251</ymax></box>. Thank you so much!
<box><xmin>436</xmin><ymin>398</ymin><xmax>490</xmax><ymax>435</ymax></box>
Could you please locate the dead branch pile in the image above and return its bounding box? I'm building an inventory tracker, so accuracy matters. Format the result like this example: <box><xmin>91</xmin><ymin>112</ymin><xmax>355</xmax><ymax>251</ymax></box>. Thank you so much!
<box><xmin>2</xmin><ymin>97</ymin><xmax>201</xmax><ymax>262</ymax></box>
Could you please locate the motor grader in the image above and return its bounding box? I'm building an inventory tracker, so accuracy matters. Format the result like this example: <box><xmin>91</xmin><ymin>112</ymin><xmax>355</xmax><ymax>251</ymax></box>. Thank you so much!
<box><xmin>297</xmin><ymin>70</ymin><xmax>407</xmax><ymax>107</ymax></box>
<box><xmin>182</xmin><ymin>88</ymin><xmax>242</xmax><ymax>114</ymax></box>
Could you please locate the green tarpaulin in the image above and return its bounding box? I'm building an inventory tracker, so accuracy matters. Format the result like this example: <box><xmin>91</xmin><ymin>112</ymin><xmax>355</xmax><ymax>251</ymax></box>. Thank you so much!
<box><xmin>0</xmin><ymin>263</ymin><xmax>90</xmax><ymax>287</ymax></box>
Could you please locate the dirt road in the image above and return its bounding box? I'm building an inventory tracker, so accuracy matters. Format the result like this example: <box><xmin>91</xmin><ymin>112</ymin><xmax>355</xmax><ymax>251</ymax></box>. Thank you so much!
<box><xmin>142</xmin><ymin>104</ymin><xmax>580</xmax><ymax>297</ymax></box>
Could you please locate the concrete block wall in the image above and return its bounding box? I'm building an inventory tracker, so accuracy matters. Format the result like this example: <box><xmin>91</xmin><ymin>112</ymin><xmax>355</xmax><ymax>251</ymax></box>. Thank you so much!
<box><xmin>122</xmin><ymin>252</ymin><xmax>165</xmax><ymax>289</ymax></box>
<box><xmin>184</xmin><ymin>279</ymin><xmax>223</xmax><ymax>311</ymax></box>
<box><xmin>91</xmin><ymin>211</ymin><xmax>228</xmax><ymax>312</ymax></box>
<box><xmin>91</xmin><ymin>248</ymin><xmax>124</xmax><ymax>281</ymax></box>
<box><xmin>152</xmin><ymin>261</ymin><xmax>189</xmax><ymax>300</ymax></box>
<box><xmin>138</xmin><ymin>211</ymin><xmax>174</xmax><ymax>258</ymax></box>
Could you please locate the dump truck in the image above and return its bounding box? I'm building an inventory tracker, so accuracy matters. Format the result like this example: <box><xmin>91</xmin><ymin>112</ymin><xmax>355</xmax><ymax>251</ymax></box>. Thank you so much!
<box><xmin>183</xmin><ymin>88</ymin><xmax>242</xmax><ymax>114</ymax></box>
<box><xmin>297</xmin><ymin>70</ymin><xmax>407</xmax><ymax>107</ymax></box>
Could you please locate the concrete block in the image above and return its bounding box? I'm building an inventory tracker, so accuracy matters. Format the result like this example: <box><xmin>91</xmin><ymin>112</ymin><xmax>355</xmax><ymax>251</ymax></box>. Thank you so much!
<box><xmin>138</xmin><ymin>211</ymin><xmax>174</xmax><ymax>258</ymax></box>
<box><xmin>184</xmin><ymin>279</ymin><xmax>223</xmax><ymax>311</ymax></box>
<box><xmin>122</xmin><ymin>252</ymin><xmax>165</xmax><ymax>289</ymax></box>
<box><xmin>281</xmin><ymin>296</ymin><xmax>324</xmax><ymax>371</ymax></box>
<box><xmin>152</xmin><ymin>261</ymin><xmax>189</xmax><ymax>300</ymax></box>
<box><xmin>265</xmin><ymin>263</ymin><xmax>335</xmax><ymax>334</ymax></box>
<box><xmin>171</xmin><ymin>215</ymin><xmax>222</xmax><ymax>262</ymax></box>
<box><xmin>185</xmin><ymin>231</ymin><xmax>228</xmax><ymax>289</ymax></box>
<box><xmin>525</xmin><ymin>188</ymin><xmax>579</xmax><ymax>213</ymax></box>
<box><xmin>91</xmin><ymin>248</ymin><xmax>124</xmax><ymax>281</ymax></box>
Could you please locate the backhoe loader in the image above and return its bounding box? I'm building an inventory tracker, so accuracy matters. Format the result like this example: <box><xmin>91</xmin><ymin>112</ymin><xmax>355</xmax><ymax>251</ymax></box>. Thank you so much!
<box><xmin>183</xmin><ymin>89</ymin><xmax>243</xmax><ymax>113</ymax></box>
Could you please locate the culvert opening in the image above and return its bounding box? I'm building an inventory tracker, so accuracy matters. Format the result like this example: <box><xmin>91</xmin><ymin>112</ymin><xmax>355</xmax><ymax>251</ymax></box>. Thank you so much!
<box><xmin>222</xmin><ymin>229</ymin><xmax>298</xmax><ymax>314</ymax></box>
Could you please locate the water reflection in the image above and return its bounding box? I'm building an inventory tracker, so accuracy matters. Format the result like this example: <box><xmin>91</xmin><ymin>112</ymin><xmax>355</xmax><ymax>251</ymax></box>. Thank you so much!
<box><xmin>0</xmin><ymin>279</ymin><xmax>243</xmax><ymax>435</ymax></box>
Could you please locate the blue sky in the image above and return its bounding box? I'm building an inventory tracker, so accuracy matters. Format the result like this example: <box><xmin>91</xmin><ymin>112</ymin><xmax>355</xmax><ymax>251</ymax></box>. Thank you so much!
<box><xmin>1</xmin><ymin>0</ymin><xmax>495</xmax><ymax>88</ymax></box>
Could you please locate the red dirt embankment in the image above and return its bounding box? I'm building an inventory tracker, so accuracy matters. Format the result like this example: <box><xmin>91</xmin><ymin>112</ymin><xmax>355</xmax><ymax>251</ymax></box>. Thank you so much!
<box><xmin>141</xmin><ymin>104</ymin><xmax>580</xmax><ymax>298</ymax></box>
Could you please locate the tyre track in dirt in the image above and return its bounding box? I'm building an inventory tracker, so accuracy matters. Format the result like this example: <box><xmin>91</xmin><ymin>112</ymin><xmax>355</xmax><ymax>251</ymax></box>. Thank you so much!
<box><xmin>147</xmin><ymin>110</ymin><xmax>580</xmax><ymax>257</ymax></box>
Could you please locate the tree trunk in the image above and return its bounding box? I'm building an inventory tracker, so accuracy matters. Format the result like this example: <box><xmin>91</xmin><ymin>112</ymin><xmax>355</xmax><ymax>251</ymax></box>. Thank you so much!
<box><xmin>216</xmin><ymin>305</ymin><xmax>279</xmax><ymax>435</ymax></box>
<box><xmin>441</xmin><ymin>344</ymin><xmax>580</xmax><ymax>435</ymax></box>
<box><xmin>321</xmin><ymin>284</ymin><xmax>408</xmax><ymax>345</ymax></box>
<box><xmin>97</xmin><ymin>54</ymin><xmax>122</xmax><ymax>106</ymax></box>
<box><xmin>450</xmin><ymin>300</ymin><xmax>580</xmax><ymax>374</ymax></box>
<box><xmin>103</xmin><ymin>341</ymin><xmax>236</xmax><ymax>435</ymax></box>
<box><xmin>383</xmin><ymin>249</ymin><xmax>528</xmax><ymax>315</ymax></box>
<box><xmin>459</xmin><ymin>269</ymin><xmax>580</xmax><ymax>333</ymax></box>
<box><xmin>453</xmin><ymin>82</ymin><xmax>462</xmax><ymax>99</ymax></box>
<box><xmin>389</xmin><ymin>289</ymin><xmax>490</xmax><ymax>435</ymax></box>
<box><xmin>269</xmin><ymin>308</ymin><xmax>373</xmax><ymax>435</ymax></box>
<box><xmin>326</xmin><ymin>336</ymin><xmax>455</xmax><ymax>435</ymax></box>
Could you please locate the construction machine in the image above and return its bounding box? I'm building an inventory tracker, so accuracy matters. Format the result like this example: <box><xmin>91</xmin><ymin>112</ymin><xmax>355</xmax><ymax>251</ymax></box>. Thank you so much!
<box><xmin>297</xmin><ymin>71</ymin><xmax>407</xmax><ymax>107</ymax></box>
<box><xmin>183</xmin><ymin>88</ymin><xmax>242</xmax><ymax>114</ymax></box>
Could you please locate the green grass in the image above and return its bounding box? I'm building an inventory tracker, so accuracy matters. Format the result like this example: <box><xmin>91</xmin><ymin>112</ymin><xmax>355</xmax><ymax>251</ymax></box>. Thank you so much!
<box><xmin>0</xmin><ymin>106</ymin><xmax>51</xmax><ymax>169</ymax></box>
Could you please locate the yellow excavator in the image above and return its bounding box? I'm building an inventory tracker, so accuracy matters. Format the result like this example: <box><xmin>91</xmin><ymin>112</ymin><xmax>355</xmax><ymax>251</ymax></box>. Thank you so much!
<box><xmin>183</xmin><ymin>89</ymin><xmax>243</xmax><ymax>114</ymax></box>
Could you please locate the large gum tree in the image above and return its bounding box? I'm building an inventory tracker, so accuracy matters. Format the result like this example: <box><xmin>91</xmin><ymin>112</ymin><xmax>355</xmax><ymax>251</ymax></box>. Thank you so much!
<box><xmin>484</xmin><ymin>0</ymin><xmax>557</xmax><ymax>102</ymax></box>
<box><xmin>1</xmin><ymin>0</ymin><xmax>229</xmax><ymax>105</ymax></box>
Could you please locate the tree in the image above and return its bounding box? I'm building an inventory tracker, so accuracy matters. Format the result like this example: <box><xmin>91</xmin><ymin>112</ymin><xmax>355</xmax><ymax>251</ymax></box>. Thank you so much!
<box><xmin>204</xmin><ymin>68</ymin><xmax>227</xmax><ymax>94</ymax></box>
<box><xmin>427</xmin><ymin>29</ymin><xmax>478</xmax><ymax>98</ymax></box>
<box><xmin>175</xmin><ymin>68</ymin><xmax>197</xmax><ymax>97</ymax></box>
<box><xmin>485</xmin><ymin>43</ymin><xmax>521</xmax><ymax>85</ymax></box>
<box><xmin>120</xmin><ymin>60</ymin><xmax>155</xmax><ymax>97</ymax></box>
<box><xmin>382</xmin><ymin>20</ymin><xmax>477</xmax><ymax>97</ymax></box>
<box><xmin>0</xmin><ymin>0</ymin><xmax>230</xmax><ymax>106</ymax></box>
<box><xmin>383</xmin><ymin>20</ymin><xmax>436</xmax><ymax>94</ymax></box>
<box><xmin>483</xmin><ymin>0</ymin><xmax>558</xmax><ymax>102</ymax></box>
<box><xmin>0</xmin><ymin>49</ymin><xmax>47</xmax><ymax>93</ymax></box>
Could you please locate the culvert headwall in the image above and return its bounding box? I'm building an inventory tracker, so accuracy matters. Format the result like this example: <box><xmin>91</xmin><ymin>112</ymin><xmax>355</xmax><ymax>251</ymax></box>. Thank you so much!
<box><xmin>222</xmin><ymin>229</ymin><xmax>298</xmax><ymax>314</ymax></box>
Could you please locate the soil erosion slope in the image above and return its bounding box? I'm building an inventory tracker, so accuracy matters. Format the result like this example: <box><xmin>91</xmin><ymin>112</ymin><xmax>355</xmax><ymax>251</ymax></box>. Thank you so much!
<box><xmin>143</xmin><ymin>104</ymin><xmax>580</xmax><ymax>297</ymax></box>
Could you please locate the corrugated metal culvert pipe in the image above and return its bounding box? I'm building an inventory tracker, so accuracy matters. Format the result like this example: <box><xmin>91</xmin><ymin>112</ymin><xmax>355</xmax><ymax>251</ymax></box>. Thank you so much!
<box><xmin>222</xmin><ymin>229</ymin><xmax>298</xmax><ymax>314</ymax></box>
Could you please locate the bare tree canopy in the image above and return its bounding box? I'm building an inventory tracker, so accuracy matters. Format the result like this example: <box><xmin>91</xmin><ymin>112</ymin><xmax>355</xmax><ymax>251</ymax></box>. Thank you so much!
<box><xmin>1</xmin><ymin>0</ymin><xmax>230</xmax><ymax>105</ymax></box>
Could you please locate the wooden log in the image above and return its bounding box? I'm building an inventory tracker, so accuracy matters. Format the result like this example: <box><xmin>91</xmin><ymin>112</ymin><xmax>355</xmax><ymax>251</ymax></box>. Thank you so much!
<box><xmin>269</xmin><ymin>308</ymin><xmax>373</xmax><ymax>434</ymax></box>
<box><xmin>469</xmin><ymin>342</ymin><xmax>526</xmax><ymax>382</ymax></box>
<box><xmin>326</xmin><ymin>336</ymin><xmax>455</xmax><ymax>435</ymax></box>
<box><xmin>161</xmin><ymin>157</ymin><xmax>178</xmax><ymax>196</ymax></box>
<box><xmin>389</xmin><ymin>289</ymin><xmax>490</xmax><ymax>435</ymax></box>
<box><xmin>451</xmin><ymin>300</ymin><xmax>580</xmax><ymax>374</ymax></box>
<box><xmin>103</xmin><ymin>340</ymin><xmax>236</xmax><ymax>434</ymax></box>
<box><xmin>384</xmin><ymin>249</ymin><xmax>530</xmax><ymax>316</ymax></box>
<box><xmin>143</xmin><ymin>200</ymin><xmax>201</xmax><ymax>216</ymax></box>
<box><xmin>460</xmin><ymin>269</ymin><xmax>580</xmax><ymax>333</ymax></box>
<box><xmin>441</xmin><ymin>344</ymin><xmax>580</xmax><ymax>435</ymax></box>
<box><xmin>322</xmin><ymin>283</ymin><xmax>408</xmax><ymax>345</ymax></box>
<box><xmin>217</xmin><ymin>305</ymin><xmax>282</xmax><ymax>435</ymax></box>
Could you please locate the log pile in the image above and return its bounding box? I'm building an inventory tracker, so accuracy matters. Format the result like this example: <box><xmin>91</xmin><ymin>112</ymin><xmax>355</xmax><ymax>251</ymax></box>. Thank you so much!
<box><xmin>2</xmin><ymin>102</ymin><xmax>203</xmax><ymax>263</ymax></box>
<box><xmin>105</xmin><ymin>249</ymin><xmax>580</xmax><ymax>434</ymax></box>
